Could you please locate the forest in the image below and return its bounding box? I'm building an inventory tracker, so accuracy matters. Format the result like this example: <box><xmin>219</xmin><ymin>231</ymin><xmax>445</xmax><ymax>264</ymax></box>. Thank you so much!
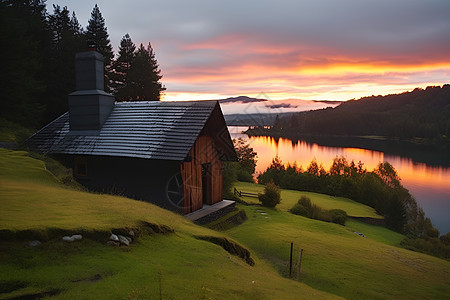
<box><xmin>248</xmin><ymin>85</ymin><xmax>450</xmax><ymax>148</ymax></box>
<box><xmin>0</xmin><ymin>0</ymin><xmax>165</xmax><ymax>131</ymax></box>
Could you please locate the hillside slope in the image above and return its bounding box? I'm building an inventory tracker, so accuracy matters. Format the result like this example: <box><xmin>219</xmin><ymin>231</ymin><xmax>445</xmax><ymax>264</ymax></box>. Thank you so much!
<box><xmin>0</xmin><ymin>148</ymin><xmax>337</xmax><ymax>299</ymax></box>
<box><xmin>1</xmin><ymin>149</ymin><xmax>449</xmax><ymax>299</ymax></box>
<box><xmin>253</xmin><ymin>85</ymin><xmax>450</xmax><ymax>146</ymax></box>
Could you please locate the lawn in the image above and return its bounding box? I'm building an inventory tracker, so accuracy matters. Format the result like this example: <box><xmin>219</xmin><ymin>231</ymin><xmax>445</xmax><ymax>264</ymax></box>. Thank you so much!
<box><xmin>225</xmin><ymin>205</ymin><xmax>450</xmax><ymax>299</ymax></box>
<box><xmin>234</xmin><ymin>181</ymin><xmax>382</xmax><ymax>218</ymax></box>
<box><xmin>1</xmin><ymin>148</ymin><xmax>449</xmax><ymax>299</ymax></box>
<box><xmin>0</xmin><ymin>148</ymin><xmax>337</xmax><ymax>299</ymax></box>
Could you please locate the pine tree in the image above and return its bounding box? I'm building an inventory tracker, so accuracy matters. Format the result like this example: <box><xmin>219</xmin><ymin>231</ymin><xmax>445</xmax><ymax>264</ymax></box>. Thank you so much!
<box><xmin>111</xmin><ymin>33</ymin><xmax>136</xmax><ymax>100</ymax></box>
<box><xmin>85</xmin><ymin>4</ymin><xmax>113</xmax><ymax>92</ymax></box>
<box><xmin>127</xmin><ymin>43</ymin><xmax>165</xmax><ymax>101</ymax></box>
<box><xmin>0</xmin><ymin>0</ymin><xmax>48</xmax><ymax>128</ymax></box>
<box><xmin>44</xmin><ymin>5</ymin><xmax>85</xmax><ymax>123</ymax></box>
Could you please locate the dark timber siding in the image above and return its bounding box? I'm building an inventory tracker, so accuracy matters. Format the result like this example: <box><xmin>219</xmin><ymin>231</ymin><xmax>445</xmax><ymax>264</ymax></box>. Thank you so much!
<box><xmin>67</xmin><ymin>155</ymin><xmax>183</xmax><ymax>213</ymax></box>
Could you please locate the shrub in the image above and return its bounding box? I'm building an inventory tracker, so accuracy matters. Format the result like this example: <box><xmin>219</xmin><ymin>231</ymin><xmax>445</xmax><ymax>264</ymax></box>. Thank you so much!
<box><xmin>329</xmin><ymin>209</ymin><xmax>348</xmax><ymax>225</ymax></box>
<box><xmin>236</xmin><ymin>169</ymin><xmax>254</xmax><ymax>183</ymax></box>
<box><xmin>401</xmin><ymin>236</ymin><xmax>450</xmax><ymax>259</ymax></box>
<box><xmin>289</xmin><ymin>202</ymin><xmax>309</xmax><ymax>216</ymax></box>
<box><xmin>289</xmin><ymin>196</ymin><xmax>347</xmax><ymax>225</ymax></box>
<box><xmin>298</xmin><ymin>195</ymin><xmax>312</xmax><ymax>207</ymax></box>
<box><xmin>258</xmin><ymin>182</ymin><xmax>281</xmax><ymax>208</ymax></box>
<box><xmin>222</xmin><ymin>162</ymin><xmax>237</xmax><ymax>198</ymax></box>
<box><xmin>289</xmin><ymin>196</ymin><xmax>312</xmax><ymax>216</ymax></box>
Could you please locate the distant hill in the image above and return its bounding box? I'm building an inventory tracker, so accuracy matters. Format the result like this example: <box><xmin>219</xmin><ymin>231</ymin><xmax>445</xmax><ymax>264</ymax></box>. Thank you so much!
<box><xmin>248</xmin><ymin>85</ymin><xmax>450</xmax><ymax>146</ymax></box>
<box><xmin>313</xmin><ymin>100</ymin><xmax>342</xmax><ymax>105</ymax></box>
<box><xmin>224</xmin><ymin>112</ymin><xmax>295</xmax><ymax>127</ymax></box>
<box><xmin>218</xmin><ymin>96</ymin><xmax>268</xmax><ymax>104</ymax></box>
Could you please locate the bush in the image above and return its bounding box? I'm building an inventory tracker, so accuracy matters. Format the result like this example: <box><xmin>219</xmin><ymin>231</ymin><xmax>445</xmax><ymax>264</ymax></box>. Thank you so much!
<box><xmin>222</xmin><ymin>162</ymin><xmax>237</xmax><ymax>198</ymax></box>
<box><xmin>329</xmin><ymin>209</ymin><xmax>348</xmax><ymax>225</ymax></box>
<box><xmin>401</xmin><ymin>236</ymin><xmax>450</xmax><ymax>259</ymax></box>
<box><xmin>289</xmin><ymin>196</ymin><xmax>347</xmax><ymax>225</ymax></box>
<box><xmin>236</xmin><ymin>169</ymin><xmax>254</xmax><ymax>183</ymax></box>
<box><xmin>258</xmin><ymin>182</ymin><xmax>281</xmax><ymax>208</ymax></box>
<box><xmin>289</xmin><ymin>202</ymin><xmax>309</xmax><ymax>216</ymax></box>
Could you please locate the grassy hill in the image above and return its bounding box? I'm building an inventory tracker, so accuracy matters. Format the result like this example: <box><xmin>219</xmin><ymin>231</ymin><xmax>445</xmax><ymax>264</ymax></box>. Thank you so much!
<box><xmin>1</xmin><ymin>148</ymin><xmax>449</xmax><ymax>299</ymax></box>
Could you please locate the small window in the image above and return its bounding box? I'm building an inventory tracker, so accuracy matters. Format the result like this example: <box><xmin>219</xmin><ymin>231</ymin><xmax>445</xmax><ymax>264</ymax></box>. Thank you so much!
<box><xmin>74</xmin><ymin>156</ymin><xmax>88</xmax><ymax>177</ymax></box>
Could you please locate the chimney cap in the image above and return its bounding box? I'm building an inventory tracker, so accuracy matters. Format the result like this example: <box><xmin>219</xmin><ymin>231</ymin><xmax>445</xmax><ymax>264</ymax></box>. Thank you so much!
<box><xmin>75</xmin><ymin>50</ymin><xmax>104</xmax><ymax>62</ymax></box>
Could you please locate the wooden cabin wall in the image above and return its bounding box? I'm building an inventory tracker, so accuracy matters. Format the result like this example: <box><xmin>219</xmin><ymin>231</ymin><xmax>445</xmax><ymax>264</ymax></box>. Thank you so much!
<box><xmin>63</xmin><ymin>155</ymin><xmax>184</xmax><ymax>213</ymax></box>
<box><xmin>180</xmin><ymin>135</ymin><xmax>223</xmax><ymax>214</ymax></box>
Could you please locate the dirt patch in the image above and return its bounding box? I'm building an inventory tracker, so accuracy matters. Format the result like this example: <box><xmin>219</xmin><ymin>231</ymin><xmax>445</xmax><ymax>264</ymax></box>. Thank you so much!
<box><xmin>4</xmin><ymin>289</ymin><xmax>61</xmax><ymax>300</ymax></box>
<box><xmin>0</xmin><ymin>281</ymin><xmax>28</xmax><ymax>294</ymax></box>
<box><xmin>206</xmin><ymin>209</ymin><xmax>248</xmax><ymax>231</ymax></box>
<box><xmin>72</xmin><ymin>273</ymin><xmax>103</xmax><ymax>283</ymax></box>
<box><xmin>195</xmin><ymin>235</ymin><xmax>255</xmax><ymax>266</ymax></box>
<box><xmin>139</xmin><ymin>221</ymin><xmax>174</xmax><ymax>235</ymax></box>
<box><xmin>0</xmin><ymin>221</ymin><xmax>175</xmax><ymax>244</ymax></box>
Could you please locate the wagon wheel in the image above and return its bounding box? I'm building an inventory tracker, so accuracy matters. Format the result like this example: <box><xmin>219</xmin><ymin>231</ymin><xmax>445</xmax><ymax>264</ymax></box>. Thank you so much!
<box><xmin>166</xmin><ymin>173</ymin><xmax>184</xmax><ymax>209</ymax></box>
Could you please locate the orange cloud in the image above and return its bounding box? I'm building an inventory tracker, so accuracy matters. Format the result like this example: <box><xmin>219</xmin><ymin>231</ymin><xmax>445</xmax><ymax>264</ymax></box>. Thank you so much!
<box><xmin>159</xmin><ymin>32</ymin><xmax>450</xmax><ymax>101</ymax></box>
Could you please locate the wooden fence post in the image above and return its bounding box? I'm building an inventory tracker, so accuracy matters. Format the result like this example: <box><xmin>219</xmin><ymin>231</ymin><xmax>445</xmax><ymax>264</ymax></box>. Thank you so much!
<box><xmin>289</xmin><ymin>242</ymin><xmax>293</xmax><ymax>278</ymax></box>
<box><xmin>296</xmin><ymin>249</ymin><xmax>303</xmax><ymax>280</ymax></box>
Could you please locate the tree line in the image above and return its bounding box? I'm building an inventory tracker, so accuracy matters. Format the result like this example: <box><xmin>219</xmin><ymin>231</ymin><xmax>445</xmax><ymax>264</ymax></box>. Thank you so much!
<box><xmin>248</xmin><ymin>85</ymin><xmax>450</xmax><ymax>148</ymax></box>
<box><xmin>0</xmin><ymin>1</ymin><xmax>165</xmax><ymax>130</ymax></box>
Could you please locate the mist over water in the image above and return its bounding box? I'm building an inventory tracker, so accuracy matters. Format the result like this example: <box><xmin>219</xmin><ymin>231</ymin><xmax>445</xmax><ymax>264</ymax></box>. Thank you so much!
<box><xmin>229</xmin><ymin>126</ymin><xmax>450</xmax><ymax>234</ymax></box>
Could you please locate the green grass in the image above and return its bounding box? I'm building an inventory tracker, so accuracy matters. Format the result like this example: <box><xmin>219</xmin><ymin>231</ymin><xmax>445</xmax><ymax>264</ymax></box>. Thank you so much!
<box><xmin>0</xmin><ymin>118</ymin><xmax>34</xmax><ymax>144</ymax></box>
<box><xmin>2</xmin><ymin>234</ymin><xmax>336</xmax><ymax>299</ymax></box>
<box><xmin>0</xmin><ymin>148</ymin><xmax>336</xmax><ymax>299</ymax></box>
<box><xmin>225</xmin><ymin>205</ymin><xmax>450</xmax><ymax>299</ymax></box>
<box><xmin>234</xmin><ymin>181</ymin><xmax>382</xmax><ymax>218</ymax></box>
<box><xmin>1</xmin><ymin>148</ymin><xmax>449</xmax><ymax>299</ymax></box>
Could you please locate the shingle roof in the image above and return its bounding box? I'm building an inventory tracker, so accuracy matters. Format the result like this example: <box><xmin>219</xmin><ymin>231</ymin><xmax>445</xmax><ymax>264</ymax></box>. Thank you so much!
<box><xmin>26</xmin><ymin>100</ymin><xmax>230</xmax><ymax>161</ymax></box>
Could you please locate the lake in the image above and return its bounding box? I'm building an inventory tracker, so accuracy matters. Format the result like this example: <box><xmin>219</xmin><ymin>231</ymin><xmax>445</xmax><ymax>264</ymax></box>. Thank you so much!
<box><xmin>229</xmin><ymin>126</ymin><xmax>450</xmax><ymax>234</ymax></box>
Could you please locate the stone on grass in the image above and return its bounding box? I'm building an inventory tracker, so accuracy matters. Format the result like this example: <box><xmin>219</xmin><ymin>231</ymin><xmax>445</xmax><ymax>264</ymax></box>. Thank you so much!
<box><xmin>62</xmin><ymin>236</ymin><xmax>74</xmax><ymax>242</ymax></box>
<box><xmin>110</xmin><ymin>234</ymin><xmax>119</xmax><ymax>242</ymax></box>
<box><xmin>107</xmin><ymin>241</ymin><xmax>120</xmax><ymax>247</ymax></box>
<box><xmin>28</xmin><ymin>240</ymin><xmax>42</xmax><ymax>247</ymax></box>
<box><xmin>354</xmin><ymin>231</ymin><xmax>367</xmax><ymax>238</ymax></box>
<box><xmin>118</xmin><ymin>235</ymin><xmax>131</xmax><ymax>246</ymax></box>
<box><xmin>62</xmin><ymin>234</ymin><xmax>83</xmax><ymax>242</ymax></box>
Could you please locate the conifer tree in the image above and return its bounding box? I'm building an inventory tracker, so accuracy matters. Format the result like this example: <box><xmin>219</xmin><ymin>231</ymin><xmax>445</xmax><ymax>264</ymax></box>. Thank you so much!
<box><xmin>0</xmin><ymin>0</ymin><xmax>48</xmax><ymax>128</ymax></box>
<box><xmin>127</xmin><ymin>43</ymin><xmax>165</xmax><ymax>101</ymax></box>
<box><xmin>44</xmin><ymin>5</ymin><xmax>85</xmax><ymax>123</ymax></box>
<box><xmin>111</xmin><ymin>33</ymin><xmax>136</xmax><ymax>100</ymax></box>
<box><xmin>85</xmin><ymin>4</ymin><xmax>113</xmax><ymax>92</ymax></box>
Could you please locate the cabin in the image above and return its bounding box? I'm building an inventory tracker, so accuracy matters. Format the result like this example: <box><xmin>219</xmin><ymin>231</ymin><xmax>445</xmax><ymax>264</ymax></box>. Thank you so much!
<box><xmin>26</xmin><ymin>50</ymin><xmax>236</xmax><ymax>214</ymax></box>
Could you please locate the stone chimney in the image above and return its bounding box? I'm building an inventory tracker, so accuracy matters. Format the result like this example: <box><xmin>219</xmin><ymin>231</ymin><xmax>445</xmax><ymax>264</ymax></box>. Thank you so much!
<box><xmin>68</xmin><ymin>51</ymin><xmax>114</xmax><ymax>132</ymax></box>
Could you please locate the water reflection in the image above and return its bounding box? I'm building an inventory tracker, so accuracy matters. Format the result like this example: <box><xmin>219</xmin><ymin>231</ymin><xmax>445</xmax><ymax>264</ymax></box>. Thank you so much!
<box><xmin>228</xmin><ymin>127</ymin><xmax>450</xmax><ymax>233</ymax></box>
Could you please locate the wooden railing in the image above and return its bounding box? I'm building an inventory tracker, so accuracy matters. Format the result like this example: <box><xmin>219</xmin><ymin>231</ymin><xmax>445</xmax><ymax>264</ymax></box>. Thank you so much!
<box><xmin>234</xmin><ymin>187</ymin><xmax>259</xmax><ymax>198</ymax></box>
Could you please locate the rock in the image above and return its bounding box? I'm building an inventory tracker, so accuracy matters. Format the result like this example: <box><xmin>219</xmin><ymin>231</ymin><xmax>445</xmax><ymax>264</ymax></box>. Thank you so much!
<box><xmin>62</xmin><ymin>234</ymin><xmax>83</xmax><ymax>242</ymax></box>
<box><xmin>118</xmin><ymin>235</ymin><xmax>130</xmax><ymax>246</ymax></box>
<box><xmin>28</xmin><ymin>240</ymin><xmax>42</xmax><ymax>247</ymax></box>
<box><xmin>107</xmin><ymin>241</ymin><xmax>120</xmax><ymax>247</ymax></box>
<box><xmin>72</xmin><ymin>234</ymin><xmax>82</xmax><ymax>240</ymax></box>
<box><xmin>62</xmin><ymin>236</ymin><xmax>75</xmax><ymax>242</ymax></box>
<box><xmin>354</xmin><ymin>231</ymin><xmax>366</xmax><ymax>238</ymax></box>
<box><xmin>110</xmin><ymin>234</ymin><xmax>119</xmax><ymax>242</ymax></box>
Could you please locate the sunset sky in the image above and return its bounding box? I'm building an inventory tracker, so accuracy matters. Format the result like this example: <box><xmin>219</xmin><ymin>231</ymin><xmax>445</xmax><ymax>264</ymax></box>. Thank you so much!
<box><xmin>47</xmin><ymin>0</ymin><xmax>450</xmax><ymax>101</ymax></box>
